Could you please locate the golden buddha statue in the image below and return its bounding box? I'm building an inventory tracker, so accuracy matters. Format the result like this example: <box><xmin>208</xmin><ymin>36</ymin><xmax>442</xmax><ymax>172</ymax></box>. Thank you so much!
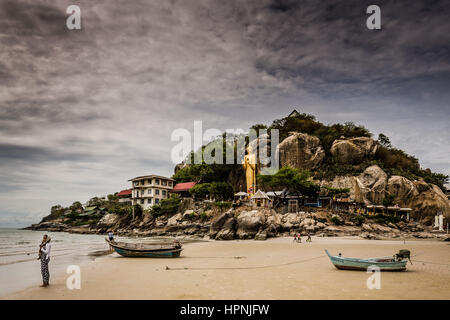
<box><xmin>243</xmin><ymin>144</ymin><xmax>257</xmax><ymax>195</ymax></box>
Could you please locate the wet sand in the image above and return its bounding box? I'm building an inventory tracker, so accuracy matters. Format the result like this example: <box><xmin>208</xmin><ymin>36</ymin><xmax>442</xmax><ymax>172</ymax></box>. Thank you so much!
<box><xmin>3</xmin><ymin>237</ymin><xmax>450</xmax><ymax>300</ymax></box>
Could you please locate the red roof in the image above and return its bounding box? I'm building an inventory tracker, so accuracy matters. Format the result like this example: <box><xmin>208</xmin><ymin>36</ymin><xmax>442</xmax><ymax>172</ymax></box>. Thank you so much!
<box><xmin>117</xmin><ymin>189</ymin><xmax>132</xmax><ymax>197</ymax></box>
<box><xmin>172</xmin><ymin>182</ymin><xmax>197</xmax><ymax>192</ymax></box>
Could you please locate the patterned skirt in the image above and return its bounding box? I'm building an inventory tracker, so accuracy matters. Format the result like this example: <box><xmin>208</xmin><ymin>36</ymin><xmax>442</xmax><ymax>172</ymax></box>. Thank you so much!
<box><xmin>40</xmin><ymin>257</ymin><xmax>50</xmax><ymax>285</ymax></box>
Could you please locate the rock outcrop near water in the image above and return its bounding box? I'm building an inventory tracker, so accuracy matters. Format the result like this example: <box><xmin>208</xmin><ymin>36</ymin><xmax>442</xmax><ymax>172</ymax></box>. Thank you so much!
<box><xmin>30</xmin><ymin>205</ymin><xmax>447</xmax><ymax>241</ymax></box>
<box><xmin>27</xmin><ymin>197</ymin><xmax>448</xmax><ymax>241</ymax></box>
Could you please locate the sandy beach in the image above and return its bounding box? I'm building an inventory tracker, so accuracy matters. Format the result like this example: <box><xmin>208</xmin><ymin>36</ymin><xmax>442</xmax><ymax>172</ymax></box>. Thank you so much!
<box><xmin>3</xmin><ymin>236</ymin><xmax>450</xmax><ymax>300</ymax></box>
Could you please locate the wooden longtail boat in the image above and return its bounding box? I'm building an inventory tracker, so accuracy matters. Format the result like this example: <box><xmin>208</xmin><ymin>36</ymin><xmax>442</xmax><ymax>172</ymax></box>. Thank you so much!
<box><xmin>325</xmin><ymin>249</ymin><xmax>409</xmax><ymax>271</ymax></box>
<box><xmin>106</xmin><ymin>238</ymin><xmax>182</xmax><ymax>258</ymax></box>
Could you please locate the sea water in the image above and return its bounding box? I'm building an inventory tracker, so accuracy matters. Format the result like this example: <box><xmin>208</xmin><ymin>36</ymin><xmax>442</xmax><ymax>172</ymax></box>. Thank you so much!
<box><xmin>0</xmin><ymin>228</ymin><xmax>111</xmax><ymax>297</ymax></box>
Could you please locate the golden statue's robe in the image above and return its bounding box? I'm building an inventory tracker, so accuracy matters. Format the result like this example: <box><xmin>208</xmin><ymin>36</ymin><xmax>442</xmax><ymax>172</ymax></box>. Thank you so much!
<box><xmin>243</xmin><ymin>150</ymin><xmax>256</xmax><ymax>195</ymax></box>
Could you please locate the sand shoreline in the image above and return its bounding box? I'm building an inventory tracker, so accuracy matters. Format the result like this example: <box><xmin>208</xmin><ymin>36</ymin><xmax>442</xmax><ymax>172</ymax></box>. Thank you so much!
<box><xmin>3</xmin><ymin>237</ymin><xmax>450</xmax><ymax>300</ymax></box>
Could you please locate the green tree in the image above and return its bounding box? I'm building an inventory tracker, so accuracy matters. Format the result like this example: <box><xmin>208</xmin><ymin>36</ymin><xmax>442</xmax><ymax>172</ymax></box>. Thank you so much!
<box><xmin>377</xmin><ymin>133</ymin><xmax>392</xmax><ymax>148</ymax></box>
<box><xmin>382</xmin><ymin>194</ymin><xmax>396</xmax><ymax>207</ymax></box>
<box><xmin>250</xmin><ymin>124</ymin><xmax>268</xmax><ymax>136</ymax></box>
<box><xmin>209</xmin><ymin>182</ymin><xmax>234</xmax><ymax>201</ymax></box>
<box><xmin>133</xmin><ymin>204</ymin><xmax>143</xmax><ymax>217</ymax></box>
<box><xmin>87</xmin><ymin>197</ymin><xmax>106</xmax><ymax>207</ymax></box>
<box><xmin>107</xmin><ymin>193</ymin><xmax>119</xmax><ymax>202</ymax></box>
<box><xmin>258</xmin><ymin>167</ymin><xmax>319</xmax><ymax>206</ymax></box>
<box><xmin>41</xmin><ymin>205</ymin><xmax>67</xmax><ymax>222</ymax></box>
<box><xmin>150</xmin><ymin>194</ymin><xmax>182</xmax><ymax>216</ymax></box>
<box><xmin>322</xmin><ymin>186</ymin><xmax>350</xmax><ymax>196</ymax></box>
<box><xmin>69</xmin><ymin>201</ymin><xmax>83</xmax><ymax>212</ymax></box>
<box><xmin>189</xmin><ymin>183</ymin><xmax>211</xmax><ymax>198</ymax></box>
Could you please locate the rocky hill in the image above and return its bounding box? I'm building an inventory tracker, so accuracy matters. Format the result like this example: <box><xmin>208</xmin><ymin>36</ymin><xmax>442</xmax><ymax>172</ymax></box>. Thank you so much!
<box><xmin>277</xmin><ymin>131</ymin><xmax>449</xmax><ymax>221</ymax></box>
<box><xmin>174</xmin><ymin>111</ymin><xmax>449</xmax><ymax>221</ymax></box>
<box><xmin>27</xmin><ymin>111</ymin><xmax>449</xmax><ymax>237</ymax></box>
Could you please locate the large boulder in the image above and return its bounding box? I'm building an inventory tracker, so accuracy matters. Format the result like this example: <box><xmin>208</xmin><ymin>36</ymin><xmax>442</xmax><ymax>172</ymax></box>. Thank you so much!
<box><xmin>236</xmin><ymin>210</ymin><xmax>267</xmax><ymax>239</ymax></box>
<box><xmin>409</xmin><ymin>181</ymin><xmax>450</xmax><ymax>219</ymax></box>
<box><xmin>97</xmin><ymin>214</ymin><xmax>121</xmax><ymax>231</ymax></box>
<box><xmin>281</xmin><ymin>213</ymin><xmax>302</xmax><ymax>230</ymax></box>
<box><xmin>266</xmin><ymin>213</ymin><xmax>283</xmax><ymax>230</ymax></box>
<box><xmin>278</xmin><ymin>132</ymin><xmax>325</xmax><ymax>170</ymax></box>
<box><xmin>386</xmin><ymin>176</ymin><xmax>418</xmax><ymax>206</ymax></box>
<box><xmin>255</xmin><ymin>230</ymin><xmax>267</xmax><ymax>241</ymax></box>
<box><xmin>167</xmin><ymin>213</ymin><xmax>183</xmax><ymax>226</ymax></box>
<box><xmin>182</xmin><ymin>210</ymin><xmax>197</xmax><ymax>219</ymax></box>
<box><xmin>354</xmin><ymin>165</ymin><xmax>387</xmax><ymax>204</ymax></box>
<box><xmin>299</xmin><ymin>218</ymin><xmax>316</xmax><ymax>228</ymax></box>
<box><xmin>209</xmin><ymin>209</ymin><xmax>234</xmax><ymax>238</ymax></box>
<box><xmin>330</xmin><ymin>137</ymin><xmax>378</xmax><ymax>164</ymax></box>
<box><xmin>215</xmin><ymin>217</ymin><xmax>236</xmax><ymax>240</ymax></box>
<box><xmin>320</xmin><ymin>175</ymin><xmax>356</xmax><ymax>195</ymax></box>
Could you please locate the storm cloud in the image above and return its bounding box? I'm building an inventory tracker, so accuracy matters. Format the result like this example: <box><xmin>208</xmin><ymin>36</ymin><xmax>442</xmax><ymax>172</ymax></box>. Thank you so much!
<box><xmin>0</xmin><ymin>0</ymin><xmax>449</xmax><ymax>226</ymax></box>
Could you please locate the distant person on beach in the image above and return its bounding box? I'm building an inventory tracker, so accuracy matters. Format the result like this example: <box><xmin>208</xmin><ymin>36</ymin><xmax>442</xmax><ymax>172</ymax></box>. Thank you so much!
<box><xmin>298</xmin><ymin>234</ymin><xmax>302</xmax><ymax>243</ymax></box>
<box><xmin>108</xmin><ymin>231</ymin><xmax>114</xmax><ymax>252</ymax></box>
<box><xmin>38</xmin><ymin>234</ymin><xmax>51</xmax><ymax>287</ymax></box>
<box><xmin>293</xmin><ymin>234</ymin><xmax>297</xmax><ymax>243</ymax></box>
<box><xmin>306</xmin><ymin>233</ymin><xmax>312</xmax><ymax>243</ymax></box>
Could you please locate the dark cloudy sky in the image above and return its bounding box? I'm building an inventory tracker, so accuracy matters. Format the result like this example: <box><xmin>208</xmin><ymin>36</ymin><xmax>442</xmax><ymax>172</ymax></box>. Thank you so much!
<box><xmin>1</xmin><ymin>0</ymin><xmax>449</xmax><ymax>227</ymax></box>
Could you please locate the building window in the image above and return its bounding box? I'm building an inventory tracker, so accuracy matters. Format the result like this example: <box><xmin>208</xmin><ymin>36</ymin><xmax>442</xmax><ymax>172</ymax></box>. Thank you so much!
<box><xmin>168</xmin><ymin>181</ymin><xmax>172</xmax><ymax>187</ymax></box>
<box><xmin>148</xmin><ymin>198</ymin><xmax>152</xmax><ymax>204</ymax></box>
<box><xmin>155</xmin><ymin>199</ymin><xmax>159</xmax><ymax>204</ymax></box>
<box><xmin>155</xmin><ymin>179</ymin><xmax>160</xmax><ymax>185</ymax></box>
<box><xmin>155</xmin><ymin>189</ymin><xmax>160</xmax><ymax>195</ymax></box>
<box><xmin>162</xmin><ymin>190</ymin><xmax>166</xmax><ymax>197</ymax></box>
<box><xmin>140</xmin><ymin>199</ymin><xmax>144</xmax><ymax>204</ymax></box>
<box><xmin>148</xmin><ymin>189</ymin><xmax>152</xmax><ymax>195</ymax></box>
<box><xmin>162</xmin><ymin>180</ymin><xmax>167</xmax><ymax>186</ymax></box>
<box><xmin>148</xmin><ymin>179</ymin><xmax>151</xmax><ymax>184</ymax></box>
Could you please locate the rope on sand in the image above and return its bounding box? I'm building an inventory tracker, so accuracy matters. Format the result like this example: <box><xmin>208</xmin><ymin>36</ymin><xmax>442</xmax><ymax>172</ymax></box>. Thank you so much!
<box><xmin>410</xmin><ymin>253</ymin><xmax>450</xmax><ymax>267</ymax></box>
<box><xmin>411</xmin><ymin>260</ymin><xmax>450</xmax><ymax>266</ymax></box>
<box><xmin>165</xmin><ymin>255</ymin><xmax>326</xmax><ymax>271</ymax></box>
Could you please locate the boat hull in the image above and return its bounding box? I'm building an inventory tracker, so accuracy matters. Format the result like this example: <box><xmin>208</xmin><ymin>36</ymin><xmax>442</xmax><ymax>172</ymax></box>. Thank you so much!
<box><xmin>112</xmin><ymin>247</ymin><xmax>182</xmax><ymax>258</ymax></box>
<box><xmin>106</xmin><ymin>239</ymin><xmax>182</xmax><ymax>258</ymax></box>
<box><xmin>325</xmin><ymin>250</ymin><xmax>407</xmax><ymax>271</ymax></box>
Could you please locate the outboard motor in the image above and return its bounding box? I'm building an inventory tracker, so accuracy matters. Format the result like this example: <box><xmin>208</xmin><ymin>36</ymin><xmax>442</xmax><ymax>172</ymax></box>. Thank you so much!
<box><xmin>395</xmin><ymin>249</ymin><xmax>412</xmax><ymax>264</ymax></box>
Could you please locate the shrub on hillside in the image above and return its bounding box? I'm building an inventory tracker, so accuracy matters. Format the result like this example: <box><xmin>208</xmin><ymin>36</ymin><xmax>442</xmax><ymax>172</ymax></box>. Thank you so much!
<box><xmin>351</xmin><ymin>214</ymin><xmax>365</xmax><ymax>226</ymax></box>
<box><xmin>213</xmin><ymin>201</ymin><xmax>232</xmax><ymax>209</ymax></box>
<box><xmin>331</xmin><ymin>216</ymin><xmax>343</xmax><ymax>225</ymax></box>
<box><xmin>150</xmin><ymin>195</ymin><xmax>182</xmax><ymax>217</ymax></box>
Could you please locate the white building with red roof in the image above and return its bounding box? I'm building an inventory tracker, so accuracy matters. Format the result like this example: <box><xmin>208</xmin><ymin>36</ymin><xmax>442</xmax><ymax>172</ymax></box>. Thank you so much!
<box><xmin>171</xmin><ymin>182</ymin><xmax>197</xmax><ymax>197</ymax></box>
<box><xmin>117</xmin><ymin>189</ymin><xmax>132</xmax><ymax>204</ymax></box>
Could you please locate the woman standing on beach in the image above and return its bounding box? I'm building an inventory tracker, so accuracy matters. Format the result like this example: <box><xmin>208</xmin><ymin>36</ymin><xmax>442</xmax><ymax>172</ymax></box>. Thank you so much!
<box><xmin>39</xmin><ymin>234</ymin><xmax>51</xmax><ymax>287</ymax></box>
